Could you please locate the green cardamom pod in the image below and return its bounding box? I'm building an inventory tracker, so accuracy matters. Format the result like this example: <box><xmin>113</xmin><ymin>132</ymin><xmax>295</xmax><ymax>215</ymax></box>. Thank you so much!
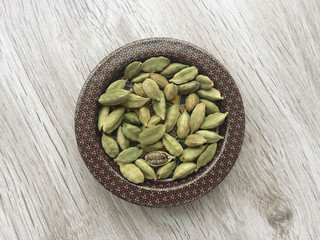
<box><xmin>139</xmin><ymin>141</ymin><xmax>163</xmax><ymax>152</ymax></box>
<box><xmin>98</xmin><ymin>106</ymin><xmax>109</xmax><ymax>131</ymax></box>
<box><xmin>189</xmin><ymin>102</ymin><xmax>206</xmax><ymax>133</ymax></box>
<box><xmin>132</xmin><ymin>72</ymin><xmax>150</xmax><ymax>83</ymax></box>
<box><xmin>117</xmin><ymin>126</ymin><xmax>130</xmax><ymax>150</ymax></box>
<box><xmin>124</xmin><ymin>61</ymin><xmax>142</xmax><ymax>80</ymax></box>
<box><xmin>163</xmin><ymin>83</ymin><xmax>179</xmax><ymax>101</ymax></box>
<box><xmin>178</xmin><ymin>81</ymin><xmax>200</xmax><ymax>95</ymax></box>
<box><xmin>124</xmin><ymin>112</ymin><xmax>141</xmax><ymax>126</ymax></box>
<box><xmin>102</xmin><ymin>107</ymin><xmax>126</xmax><ymax>134</ymax></box>
<box><xmin>149</xmin><ymin>73</ymin><xmax>169</xmax><ymax>89</ymax></box>
<box><xmin>138</xmin><ymin>106</ymin><xmax>150</xmax><ymax>127</ymax></box>
<box><xmin>160</xmin><ymin>63</ymin><xmax>189</xmax><ymax>79</ymax></box>
<box><xmin>156</xmin><ymin>161</ymin><xmax>176</xmax><ymax>179</ymax></box>
<box><xmin>98</xmin><ymin>89</ymin><xmax>131</xmax><ymax>106</ymax></box>
<box><xmin>133</xmin><ymin>83</ymin><xmax>148</xmax><ymax>97</ymax></box>
<box><xmin>195</xmin><ymin>130</ymin><xmax>224</xmax><ymax>143</ymax></box>
<box><xmin>169</xmin><ymin>66</ymin><xmax>198</xmax><ymax>84</ymax></box>
<box><xmin>162</xmin><ymin>133</ymin><xmax>183</xmax><ymax>156</ymax></box>
<box><xmin>197</xmin><ymin>88</ymin><xmax>224</xmax><ymax>101</ymax></box>
<box><xmin>196</xmin><ymin>143</ymin><xmax>217</xmax><ymax>171</ymax></box>
<box><xmin>142</xmin><ymin>78</ymin><xmax>161</xmax><ymax>101</ymax></box>
<box><xmin>184</xmin><ymin>134</ymin><xmax>208</xmax><ymax>147</ymax></box>
<box><xmin>180</xmin><ymin>146</ymin><xmax>206</xmax><ymax>162</ymax></box>
<box><xmin>141</xmin><ymin>56</ymin><xmax>170</xmax><ymax>73</ymax></box>
<box><xmin>177</xmin><ymin>109</ymin><xmax>190</xmax><ymax>139</ymax></box>
<box><xmin>172</xmin><ymin>162</ymin><xmax>196</xmax><ymax>181</ymax></box>
<box><xmin>101</xmin><ymin>134</ymin><xmax>119</xmax><ymax>158</ymax></box>
<box><xmin>200</xmin><ymin>112</ymin><xmax>229</xmax><ymax>129</ymax></box>
<box><xmin>120</xmin><ymin>94</ymin><xmax>150</xmax><ymax>108</ymax></box>
<box><xmin>165</xmin><ymin>104</ymin><xmax>179</xmax><ymax>132</ymax></box>
<box><xmin>185</xmin><ymin>93</ymin><xmax>199</xmax><ymax>112</ymax></box>
<box><xmin>195</xmin><ymin>75</ymin><xmax>214</xmax><ymax>90</ymax></box>
<box><xmin>106</xmin><ymin>80</ymin><xmax>127</xmax><ymax>92</ymax></box>
<box><xmin>152</xmin><ymin>91</ymin><xmax>166</xmax><ymax>120</ymax></box>
<box><xmin>200</xmin><ymin>99</ymin><xmax>220</xmax><ymax>114</ymax></box>
<box><xmin>148</xmin><ymin>115</ymin><xmax>162</xmax><ymax>126</ymax></box>
<box><xmin>115</xmin><ymin>147</ymin><xmax>143</xmax><ymax>163</ymax></box>
<box><xmin>122</xmin><ymin>123</ymin><xmax>141</xmax><ymax>141</ymax></box>
<box><xmin>119</xmin><ymin>163</ymin><xmax>144</xmax><ymax>184</ymax></box>
<box><xmin>137</xmin><ymin>124</ymin><xmax>166</xmax><ymax>145</ymax></box>
<box><xmin>135</xmin><ymin>159</ymin><xmax>156</xmax><ymax>180</ymax></box>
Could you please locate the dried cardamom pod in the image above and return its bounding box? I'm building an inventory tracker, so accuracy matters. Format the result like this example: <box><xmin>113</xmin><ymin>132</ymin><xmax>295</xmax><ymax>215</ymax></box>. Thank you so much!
<box><xmin>200</xmin><ymin>99</ymin><xmax>220</xmax><ymax>114</ymax></box>
<box><xmin>124</xmin><ymin>112</ymin><xmax>141</xmax><ymax>126</ymax></box>
<box><xmin>122</xmin><ymin>123</ymin><xmax>141</xmax><ymax>141</ymax></box>
<box><xmin>163</xmin><ymin>83</ymin><xmax>179</xmax><ymax>101</ymax></box>
<box><xmin>98</xmin><ymin>106</ymin><xmax>109</xmax><ymax>131</ymax></box>
<box><xmin>117</xmin><ymin>126</ymin><xmax>130</xmax><ymax>151</ymax></box>
<box><xmin>119</xmin><ymin>163</ymin><xmax>144</xmax><ymax>184</ymax></box>
<box><xmin>101</xmin><ymin>134</ymin><xmax>119</xmax><ymax>158</ymax></box>
<box><xmin>141</xmin><ymin>56</ymin><xmax>170</xmax><ymax>72</ymax></box>
<box><xmin>184</xmin><ymin>134</ymin><xmax>208</xmax><ymax>147</ymax></box>
<box><xmin>165</xmin><ymin>104</ymin><xmax>179</xmax><ymax>132</ymax></box>
<box><xmin>162</xmin><ymin>133</ymin><xmax>183</xmax><ymax>156</ymax></box>
<box><xmin>178</xmin><ymin>81</ymin><xmax>200</xmax><ymax>95</ymax></box>
<box><xmin>138</xmin><ymin>106</ymin><xmax>150</xmax><ymax>127</ymax></box>
<box><xmin>139</xmin><ymin>141</ymin><xmax>163</xmax><ymax>152</ymax></box>
<box><xmin>115</xmin><ymin>147</ymin><xmax>143</xmax><ymax>163</ymax></box>
<box><xmin>177</xmin><ymin>110</ymin><xmax>190</xmax><ymax>139</ymax></box>
<box><xmin>102</xmin><ymin>107</ymin><xmax>126</xmax><ymax>134</ymax></box>
<box><xmin>98</xmin><ymin>89</ymin><xmax>131</xmax><ymax>106</ymax></box>
<box><xmin>189</xmin><ymin>102</ymin><xmax>206</xmax><ymax>133</ymax></box>
<box><xmin>172</xmin><ymin>162</ymin><xmax>196</xmax><ymax>181</ymax></box>
<box><xmin>106</xmin><ymin>80</ymin><xmax>127</xmax><ymax>92</ymax></box>
<box><xmin>120</xmin><ymin>94</ymin><xmax>150</xmax><ymax>108</ymax></box>
<box><xmin>135</xmin><ymin>159</ymin><xmax>156</xmax><ymax>180</ymax></box>
<box><xmin>160</xmin><ymin>63</ymin><xmax>189</xmax><ymax>78</ymax></box>
<box><xmin>180</xmin><ymin>146</ymin><xmax>206</xmax><ymax>162</ymax></box>
<box><xmin>156</xmin><ymin>161</ymin><xmax>176</xmax><ymax>179</ymax></box>
<box><xmin>197</xmin><ymin>88</ymin><xmax>224</xmax><ymax>101</ymax></box>
<box><xmin>200</xmin><ymin>112</ymin><xmax>229</xmax><ymax>129</ymax></box>
<box><xmin>149</xmin><ymin>73</ymin><xmax>169</xmax><ymax>89</ymax></box>
<box><xmin>196</xmin><ymin>143</ymin><xmax>217</xmax><ymax>171</ymax></box>
<box><xmin>137</xmin><ymin>124</ymin><xmax>166</xmax><ymax>145</ymax></box>
<box><xmin>147</xmin><ymin>115</ymin><xmax>162</xmax><ymax>126</ymax></box>
<box><xmin>132</xmin><ymin>72</ymin><xmax>150</xmax><ymax>83</ymax></box>
<box><xmin>142</xmin><ymin>78</ymin><xmax>161</xmax><ymax>101</ymax></box>
<box><xmin>152</xmin><ymin>91</ymin><xmax>166</xmax><ymax>120</ymax></box>
<box><xmin>195</xmin><ymin>75</ymin><xmax>214</xmax><ymax>90</ymax></box>
<box><xmin>133</xmin><ymin>83</ymin><xmax>148</xmax><ymax>97</ymax></box>
<box><xmin>195</xmin><ymin>130</ymin><xmax>224</xmax><ymax>143</ymax></box>
<box><xmin>124</xmin><ymin>61</ymin><xmax>142</xmax><ymax>80</ymax></box>
<box><xmin>169</xmin><ymin>66</ymin><xmax>198</xmax><ymax>84</ymax></box>
<box><xmin>185</xmin><ymin>93</ymin><xmax>199</xmax><ymax>112</ymax></box>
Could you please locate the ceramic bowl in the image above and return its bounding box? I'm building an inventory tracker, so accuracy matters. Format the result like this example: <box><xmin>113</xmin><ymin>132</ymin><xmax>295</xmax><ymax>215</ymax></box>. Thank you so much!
<box><xmin>75</xmin><ymin>38</ymin><xmax>245</xmax><ymax>207</ymax></box>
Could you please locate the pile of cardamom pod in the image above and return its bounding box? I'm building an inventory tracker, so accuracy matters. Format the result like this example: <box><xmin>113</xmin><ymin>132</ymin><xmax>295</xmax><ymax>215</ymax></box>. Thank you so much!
<box><xmin>98</xmin><ymin>56</ymin><xmax>228</xmax><ymax>184</ymax></box>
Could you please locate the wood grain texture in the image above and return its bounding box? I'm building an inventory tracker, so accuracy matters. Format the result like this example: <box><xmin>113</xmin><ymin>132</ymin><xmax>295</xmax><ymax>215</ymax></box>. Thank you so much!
<box><xmin>1</xmin><ymin>0</ymin><xmax>320</xmax><ymax>239</ymax></box>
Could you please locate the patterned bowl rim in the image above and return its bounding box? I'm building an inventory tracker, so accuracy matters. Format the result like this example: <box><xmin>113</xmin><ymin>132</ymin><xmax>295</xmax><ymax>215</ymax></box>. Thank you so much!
<box><xmin>75</xmin><ymin>37</ymin><xmax>245</xmax><ymax>208</ymax></box>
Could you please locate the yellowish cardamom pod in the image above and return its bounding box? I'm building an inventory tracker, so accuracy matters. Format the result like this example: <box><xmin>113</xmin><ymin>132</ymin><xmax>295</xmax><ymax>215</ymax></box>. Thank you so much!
<box><xmin>189</xmin><ymin>102</ymin><xmax>206</xmax><ymax>133</ymax></box>
<box><xmin>200</xmin><ymin>112</ymin><xmax>229</xmax><ymax>129</ymax></box>
<box><xmin>101</xmin><ymin>134</ymin><xmax>119</xmax><ymax>158</ymax></box>
<box><xmin>177</xmin><ymin>110</ymin><xmax>190</xmax><ymax>139</ymax></box>
<box><xmin>142</xmin><ymin>78</ymin><xmax>161</xmax><ymax>101</ymax></box>
<box><xmin>172</xmin><ymin>162</ymin><xmax>196</xmax><ymax>181</ymax></box>
<box><xmin>141</xmin><ymin>56</ymin><xmax>170</xmax><ymax>72</ymax></box>
<box><xmin>119</xmin><ymin>163</ymin><xmax>144</xmax><ymax>184</ymax></box>
<box><xmin>196</xmin><ymin>143</ymin><xmax>217</xmax><ymax>171</ymax></box>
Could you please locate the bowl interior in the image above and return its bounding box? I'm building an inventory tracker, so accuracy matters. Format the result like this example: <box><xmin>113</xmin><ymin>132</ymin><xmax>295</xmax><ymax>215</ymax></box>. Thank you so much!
<box><xmin>75</xmin><ymin>38</ymin><xmax>245</xmax><ymax>207</ymax></box>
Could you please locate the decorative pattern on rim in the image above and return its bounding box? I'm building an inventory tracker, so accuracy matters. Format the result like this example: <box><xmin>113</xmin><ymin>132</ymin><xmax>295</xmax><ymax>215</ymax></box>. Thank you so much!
<box><xmin>75</xmin><ymin>38</ymin><xmax>245</xmax><ymax>207</ymax></box>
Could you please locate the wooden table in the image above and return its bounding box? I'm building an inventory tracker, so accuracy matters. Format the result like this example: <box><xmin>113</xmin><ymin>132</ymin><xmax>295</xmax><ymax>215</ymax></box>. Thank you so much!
<box><xmin>1</xmin><ymin>1</ymin><xmax>319</xmax><ymax>239</ymax></box>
